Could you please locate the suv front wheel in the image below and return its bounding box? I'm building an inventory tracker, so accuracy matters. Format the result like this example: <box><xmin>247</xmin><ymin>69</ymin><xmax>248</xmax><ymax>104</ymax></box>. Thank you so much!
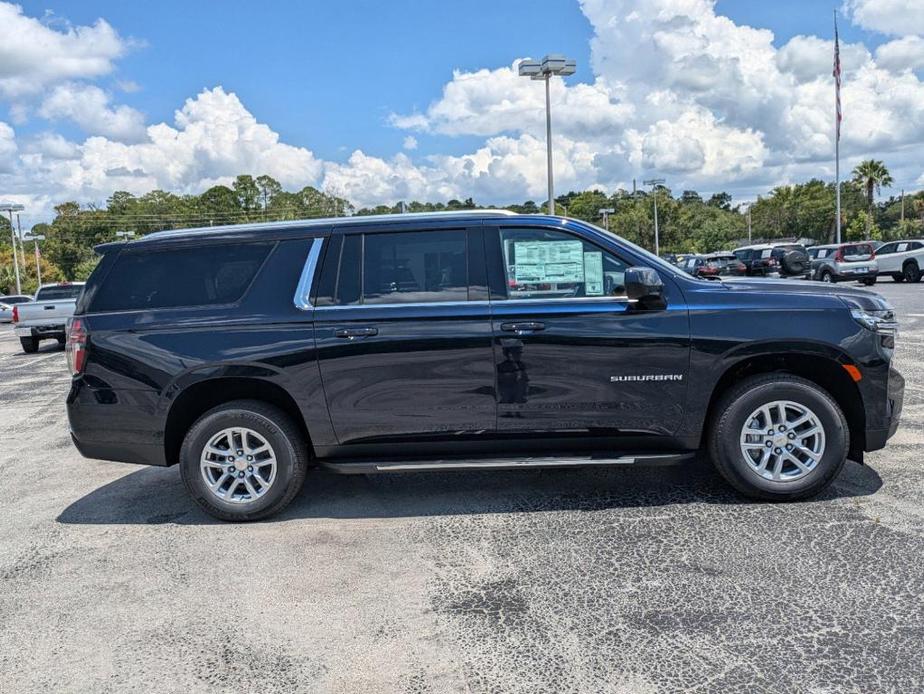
<box><xmin>180</xmin><ymin>400</ymin><xmax>310</xmax><ymax>521</ymax></box>
<box><xmin>708</xmin><ymin>374</ymin><xmax>848</xmax><ymax>501</ymax></box>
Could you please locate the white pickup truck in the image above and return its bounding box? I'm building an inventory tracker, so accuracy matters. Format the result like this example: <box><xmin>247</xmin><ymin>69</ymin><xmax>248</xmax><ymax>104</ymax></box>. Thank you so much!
<box><xmin>13</xmin><ymin>282</ymin><xmax>85</xmax><ymax>353</ymax></box>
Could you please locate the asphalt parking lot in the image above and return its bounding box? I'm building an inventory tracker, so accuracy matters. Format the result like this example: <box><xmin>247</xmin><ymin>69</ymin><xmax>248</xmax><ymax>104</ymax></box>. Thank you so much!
<box><xmin>1</xmin><ymin>281</ymin><xmax>922</xmax><ymax>693</ymax></box>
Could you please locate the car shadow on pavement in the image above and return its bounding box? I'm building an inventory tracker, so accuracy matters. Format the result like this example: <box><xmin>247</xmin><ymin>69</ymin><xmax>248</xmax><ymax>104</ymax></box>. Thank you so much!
<box><xmin>56</xmin><ymin>456</ymin><xmax>884</xmax><ymax>526</ymax></box>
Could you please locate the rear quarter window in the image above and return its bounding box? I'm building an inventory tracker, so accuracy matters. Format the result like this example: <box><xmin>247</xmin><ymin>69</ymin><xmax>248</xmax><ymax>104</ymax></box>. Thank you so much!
<box><xmin>89</xmin><ymin>242</ymin><xmax>274</xmax><ymax>312</ymax></box>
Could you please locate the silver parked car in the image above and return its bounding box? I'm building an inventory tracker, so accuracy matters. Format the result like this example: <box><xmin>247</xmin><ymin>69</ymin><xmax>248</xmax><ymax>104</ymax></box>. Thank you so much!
<box><xmin>0</xmin><ymin>294</ymin><xmax>33</xmax><ymax>323</ymax></box>
<box><xmin>807</xmin><ymin>242</ymin><xmax>879</xmax><ymax>285</ymax></box>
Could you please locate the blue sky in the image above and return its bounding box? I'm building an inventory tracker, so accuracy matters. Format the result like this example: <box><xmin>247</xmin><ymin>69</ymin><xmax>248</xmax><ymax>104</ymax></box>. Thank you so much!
<box><xmin>2</xmin><ymin>0</ymin><xmax>922</xmax><ymax>222</ymax></box>
<box><xmin>15</xmin><ymin>0</ymin><xmax>877</xmax><ymax>162</ymax></box>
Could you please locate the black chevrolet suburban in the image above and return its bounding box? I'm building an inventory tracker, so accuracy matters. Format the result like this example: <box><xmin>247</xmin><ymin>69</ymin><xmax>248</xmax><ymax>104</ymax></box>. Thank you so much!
<box><xmin>66</xmin><ymin>212</ymin><xmax>904</xmax><ymax>521</ymax></box>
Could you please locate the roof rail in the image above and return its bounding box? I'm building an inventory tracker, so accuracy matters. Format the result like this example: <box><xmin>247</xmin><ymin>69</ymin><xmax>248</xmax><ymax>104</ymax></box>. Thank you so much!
<box><xmin>139</xmin><ymin>209</ymin><xmax>518</xmax><ymax>241</ymax></box>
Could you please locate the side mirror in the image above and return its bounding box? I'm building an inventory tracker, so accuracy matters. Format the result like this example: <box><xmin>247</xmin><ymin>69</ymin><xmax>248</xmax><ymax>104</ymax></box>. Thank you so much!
<box><xmin>625</xmin><ymin>266</ymin><xmax>665</xmax><ymax>308</ymax></box>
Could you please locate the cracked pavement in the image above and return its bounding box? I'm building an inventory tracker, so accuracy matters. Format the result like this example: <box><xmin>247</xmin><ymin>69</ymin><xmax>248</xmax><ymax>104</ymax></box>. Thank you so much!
<box><xmin>0</xmin><ymin>281</ymin><xmax>922</xmax><ymax>693</ymax></box>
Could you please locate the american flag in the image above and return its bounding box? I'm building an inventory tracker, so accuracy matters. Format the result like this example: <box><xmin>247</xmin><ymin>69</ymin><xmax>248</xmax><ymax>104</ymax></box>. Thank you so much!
<box><xmin>833</xmin><ymin>14</ymin><xmax>841</xmax><ymax>142</ymax></box>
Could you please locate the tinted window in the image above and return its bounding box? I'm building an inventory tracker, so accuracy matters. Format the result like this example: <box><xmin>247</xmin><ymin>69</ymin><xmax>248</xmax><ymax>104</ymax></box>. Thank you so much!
<box><xmin>36</xmin><ymin>285</ymin><xmax>83</xmax><ymax>301</ymax></box>
<box><xmin>877</xmin><ymin>243</ymin><xmax>896</xmax><ymax>255</ymax></box>
<box><xmin>911</xmin><ymin>242</ymin><xmax>923</xmax><ymax>250</ymax></box>
<box><xmin>500</xmin><ymin>228</ymin><xmax>628</xmax><ymax>299</ymax></box>
<box><xmin>734</xmin><ymin>250</ymin><xmax>751</xmax><ymax>261</ymax></box>
<box><xmin>843</xmin><ymin>244</ymin><xmax>873</xmax><ymax>256</ymax></box>
<box><xmin>0</xmin><ymin>295</ymin><xmax>31</xmax><ymax>304</ymax></box>
<box><xmin>91</xmin><ymin>242</ymin><xmax>272</xmax><ymax>312</ymax></box>
<box><xmin>337</xmin><ymin>234</ymin><xmax>362</xmax><ymax>305</ymax></box>
<box><xmin>362</xmin><ymin>230</ymin><xmax>467</xmax><ymax>304</ymax></box>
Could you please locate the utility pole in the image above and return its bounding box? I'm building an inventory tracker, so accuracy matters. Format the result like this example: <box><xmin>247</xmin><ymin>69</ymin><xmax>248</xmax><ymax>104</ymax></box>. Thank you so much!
<box><xmin>24</xmin><ymin>232</ymin><xmax>45</xmax><ymax>286</ymax></box>
<box><xmin>901</xmin><ymin>189</ymin><xmax>905</xmax><ymax>224</ymax></box>
<box><xmin>745</xmin><ymin>203</ymin><xmax>753</xmax><ymax>243</ymax></box>
<box><xmin>16</xmin><ymin>214</ymin><xmax>27</xmax><ymax>275</ymax></box>
<box><xmin>643</xmin><ymin>178</ymin><xmax>666</xmax><ymax>255</ymax></box>
<box><xmin>1</xmin><ymin>202</ymin><xmax>24</xmax><ymax>294</ymax></box>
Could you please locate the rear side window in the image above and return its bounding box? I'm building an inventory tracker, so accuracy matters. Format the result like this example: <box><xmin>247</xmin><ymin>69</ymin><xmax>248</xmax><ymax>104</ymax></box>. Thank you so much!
<box><xmin>90</xmin><ymin>242</ymin><xmax>273</xmax><ymax>312</ymax></box>
<box><xmin>36</xmin><ymin>285</ymin><xmax>83</xmax><ymax>301</ymax></box>
<box><xmin>362</xmin><ymin>230</ymin><xmax>467</xmax><ymax>304</ymax></box>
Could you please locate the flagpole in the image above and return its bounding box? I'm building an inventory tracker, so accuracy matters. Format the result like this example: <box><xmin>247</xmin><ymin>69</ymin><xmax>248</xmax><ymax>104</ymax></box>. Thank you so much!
<box><xmin>834</xmin><ymin>11</ymin><xmax>842</xmax><ymax>244</ymax></box>
<box><xmin>835</xmin><ymin>129</ymin><xmax>841</xmax><ymax>244</ymax></box>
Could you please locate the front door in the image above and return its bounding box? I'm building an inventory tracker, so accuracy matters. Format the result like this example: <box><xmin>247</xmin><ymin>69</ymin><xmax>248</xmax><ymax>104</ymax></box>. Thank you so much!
<box><xmin>487</xmin><ymin>225</ymin><xmax>690</xmax><ymax>438</ymax></box>
<box><xmin>313</xmin><ymin>225</ymin><xmax>496</xmax><ymax>449</ymax></box>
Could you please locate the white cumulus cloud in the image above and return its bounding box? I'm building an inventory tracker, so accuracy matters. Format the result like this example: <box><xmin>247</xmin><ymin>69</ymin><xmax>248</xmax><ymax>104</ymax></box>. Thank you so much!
<box><xmin>39</xmin><ymin>83</ymin><xmax>146</xmax><ymax>142</ymax></box>
<box><xmin>844</xmin><ymin>0</ymin><xmax>924</xmax><ymax>37</ymax></box>
<box><xmin>0</xmin><ymin>3</ymin><xmax>129</xmax><ymax>99</ymax></box>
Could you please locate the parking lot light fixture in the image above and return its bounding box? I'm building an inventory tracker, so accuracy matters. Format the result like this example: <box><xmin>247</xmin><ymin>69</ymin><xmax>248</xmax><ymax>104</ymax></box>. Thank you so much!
<box><xmin>599</xmin><ymin>207</ymin><xmax>615</xmax><ymax>231</ymax></box>
<box><xmin>0</xmin><ymin>201</ymin><xmax>25</xmax><ymax>293</ymax></box>
<box><xmin>519</xmin><ymin>54</ymin><xmax>576</xmax><ymax>216</ymax></box>
<box><xmin>115</xmin><ymin>230</ymin><xmax>136</xmax><ymax>241</ymax></box>
<box><xmin>642</xmin><ymin>179</ymin><xmax>666</xmax><ymax>255</ymax></box>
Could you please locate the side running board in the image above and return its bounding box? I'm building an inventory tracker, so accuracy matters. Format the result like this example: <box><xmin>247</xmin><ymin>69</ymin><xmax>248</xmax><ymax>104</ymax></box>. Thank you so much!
<box><xmin>320</xmin><ymin>452</ymin><xmax>695</xmax><ymax>475</ymax></box>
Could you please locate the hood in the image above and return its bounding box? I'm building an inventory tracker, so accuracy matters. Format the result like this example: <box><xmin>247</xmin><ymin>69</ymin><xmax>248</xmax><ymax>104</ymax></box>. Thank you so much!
<box><xmin>718</xmin><ymin>277</ymin><xmax>890</xmax><ymax>311</ymax></box>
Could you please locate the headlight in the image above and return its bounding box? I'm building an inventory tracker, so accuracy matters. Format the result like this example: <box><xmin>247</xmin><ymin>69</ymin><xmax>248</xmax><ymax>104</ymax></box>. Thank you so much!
<box><xmin>850</xmin><ymin>308</ymin><xmax>898</xmax><ymax>335</ymax></box>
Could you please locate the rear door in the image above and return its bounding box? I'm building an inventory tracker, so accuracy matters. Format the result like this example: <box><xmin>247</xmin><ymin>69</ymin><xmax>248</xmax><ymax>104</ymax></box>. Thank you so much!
<box><xmin>485</xmin><ymin>223</ymin><xmax>689</xmax><ymax>438</ymax></box>
<box><xmin>313</xmin><ymin>224</ymin><xmax>496</xmax><ymax>448</ymax></box>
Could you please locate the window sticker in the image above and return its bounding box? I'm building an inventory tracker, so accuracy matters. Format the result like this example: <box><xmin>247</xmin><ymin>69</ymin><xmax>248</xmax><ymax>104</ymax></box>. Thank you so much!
<box><xmin>583</xmin><ymin>251</ymin><xmax>603</xmax><ymax>295</ymax></box>
<box><xmin>513</xmin><ymin>240</ymin><xmax>584</xmax><ymax>284</ymax></box>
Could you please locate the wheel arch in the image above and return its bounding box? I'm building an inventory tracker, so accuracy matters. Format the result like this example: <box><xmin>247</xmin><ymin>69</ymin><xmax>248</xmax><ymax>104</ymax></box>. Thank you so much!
<box><xmin>701</xmin><ymin>351</ymin><xmax>866</xmax><ymax>460</ymax></box>
<box><xmin>163</xmin><ymin>376</ymin><xmax>313</xmax><ymax>467</ymax></box>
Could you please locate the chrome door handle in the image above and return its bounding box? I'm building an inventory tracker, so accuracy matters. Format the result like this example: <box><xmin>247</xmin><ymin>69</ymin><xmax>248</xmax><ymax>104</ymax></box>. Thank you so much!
<box><xmin>500</xmin><ymin>321</ymin><xmax>545</xmax><ymax>333</ymax></box>
<box><xmin>334</xmin><ymin>327</ymin><xmax>378</xmax><ymax>338</ymax></box>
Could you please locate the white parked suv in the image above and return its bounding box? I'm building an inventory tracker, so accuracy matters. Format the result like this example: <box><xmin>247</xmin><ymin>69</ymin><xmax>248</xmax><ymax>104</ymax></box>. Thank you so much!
<box><xmin>875</xmin><ymin>240</ymin><xmax>924</xmax><ymax>283</ymax></box>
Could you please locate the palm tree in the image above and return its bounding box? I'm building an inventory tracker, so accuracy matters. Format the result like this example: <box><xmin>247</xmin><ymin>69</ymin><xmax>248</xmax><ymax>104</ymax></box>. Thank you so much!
<box><xmin>851</xmin><ymin>160</ymin><xmax>893</xmax><ymax>236</ymax></box>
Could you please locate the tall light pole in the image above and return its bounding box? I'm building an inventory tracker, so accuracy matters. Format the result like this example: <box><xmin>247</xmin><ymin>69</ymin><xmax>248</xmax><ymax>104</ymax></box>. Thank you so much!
<box><xmin>518</xmin><ymin>54</ymin><xmax>576</xmax><ymax>216</ymax></box>
<box><xmin>643</xmin><ymin>179</ymin><xmax>665</xmax><ymax>255</ymax></box>
<box><xmin>23</xmin><ymin>233</ymin><xmax>45</xmax><ymax>287</ymax></box>
<box><xmin>599</xmin><ymin>207</ymin><xmax>614</xmax><ymax>231</ymax></box>
<box><xmin>743</xmin><ymin>202</ymin><xmax>753</xmax><ymax>242</ymax></box>
<box><xmin>0</xmin><ymin>202</ymin><xmax>25</xmax><ymax>294</ymax></box>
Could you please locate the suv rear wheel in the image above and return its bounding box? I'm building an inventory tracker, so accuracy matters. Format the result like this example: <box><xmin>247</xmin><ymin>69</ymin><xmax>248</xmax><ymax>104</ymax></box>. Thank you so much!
<box><xmin>903</xmin><ymin>261</ymin><xmax>921</xmax><ymax>283</ymax></box>
<box><xmin>180</xmin><ymin>400</ymin><xmax>309</xmax><ymax>521</ymax></box>
<box><xmin>708</xmin><ymin>374</ymin><xmax>848</xmax><ymax>501</ymax></box>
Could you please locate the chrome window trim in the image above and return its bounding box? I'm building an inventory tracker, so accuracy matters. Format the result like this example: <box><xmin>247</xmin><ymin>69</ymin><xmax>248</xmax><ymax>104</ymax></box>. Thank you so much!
<box><xmin>312</xmin><ymin>296</ymin><xmax>632</xmax><ymax>311</ymax></box>
<box><xmin>293</xmin><ymin>238</ymin><xmax>325</xmax><ymax>311</ymax></box>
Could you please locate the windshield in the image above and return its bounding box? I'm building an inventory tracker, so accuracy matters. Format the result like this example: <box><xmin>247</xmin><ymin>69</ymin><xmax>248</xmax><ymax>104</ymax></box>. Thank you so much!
<box><xmin>36</xmin><ymin>285</ymin><xmax>83</xmax><ymax>301</ymax></box>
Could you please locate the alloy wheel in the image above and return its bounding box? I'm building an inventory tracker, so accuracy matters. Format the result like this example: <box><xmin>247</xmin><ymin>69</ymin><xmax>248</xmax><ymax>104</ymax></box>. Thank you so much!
<box><xmin>739</xmin><ymin>400</ymin><xmax>826</xmax><ymax>482</ymax></box>
<box><xmin>200</xmin><ymin>427</ymin><xmax>277</xmax><ymax>504</ymax></box>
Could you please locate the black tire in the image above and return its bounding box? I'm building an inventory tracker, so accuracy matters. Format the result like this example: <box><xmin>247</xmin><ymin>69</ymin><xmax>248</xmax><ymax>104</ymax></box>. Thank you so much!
<box><xmin>180</xmin><ymin>400</ymin><xmax>310</xmax><ymax>521</ymax></box>
<box><xmin>56</xmin><ymin>336</ymin><xmax>66</xmax><ymax>345</ymax></box>
<box><xmin>860</xmin><ymin>277</ymin><xmax>877</xmax><ymax>286</ymax></box>
<box><xmin>708</xmin><ymin>373</ymin><xmax>849</xmax><ymax>501</ymax></box>
<box><xmin>20</xmin><ymin>336</ymin><xmax>38</xmax><ymax>353</ymax></box>
<box><xmin>820</xmin><ymin>269</ymin><xmax>834</xmax><ymax>283</ymax></box>
<box><xmin>892</xmin><ymin>273</ymin><xmax>905</xmax><ymax>283</ymax></box>
<box><xmin>903</xmin><ymin>261</ymin><xmax>921</xmax><ymax>283</ymax></box>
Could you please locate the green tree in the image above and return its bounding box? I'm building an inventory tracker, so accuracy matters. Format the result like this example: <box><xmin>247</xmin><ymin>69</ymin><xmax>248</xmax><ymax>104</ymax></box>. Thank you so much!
<box><xmin>851</xmin><ymin>160</ymin><xmax>893</xmax><ymax>236</ymax></box>
<box><xmin>255</xmin><ymin>175</ymin><xmax>282</xmax><ymax>220</ymax></box>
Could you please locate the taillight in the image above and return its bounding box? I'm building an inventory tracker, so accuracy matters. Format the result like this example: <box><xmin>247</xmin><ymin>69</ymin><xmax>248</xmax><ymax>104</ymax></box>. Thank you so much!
<box><xmin>66</xmin><ymin>318</ymin><xmax>87</xmax><ymax>376</ymax></box>
<box><xmin>834</xmin><ymin>248</ymin><xmax>845</xmax><ymax>262</ymax></box>
<box><xmin>11</xmin><ymin>305</ymin><xmax>18</xmax><ymax>323</ymax></box>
